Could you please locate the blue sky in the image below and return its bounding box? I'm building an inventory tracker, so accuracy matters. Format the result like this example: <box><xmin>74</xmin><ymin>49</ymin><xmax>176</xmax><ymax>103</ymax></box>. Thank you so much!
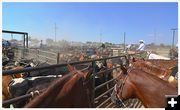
<box><xmin>2</xmin><ymin>2</ymin><xmax>178</xmax><ymax>45</ymax></box>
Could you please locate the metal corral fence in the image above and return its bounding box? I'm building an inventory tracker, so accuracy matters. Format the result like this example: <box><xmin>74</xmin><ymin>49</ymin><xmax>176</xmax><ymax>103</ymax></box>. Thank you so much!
<box><xmin>3</xmin><ymin>55</ymin><xmax>143</xmax><ymax>108</ymax></box>
<box><xmin>14</xmin><ymin>47</ymin><xmax>126</xmax><ymax>65</ymax></box>
<box><xmin>14</xmin><ymin>48</ymin><xmax>59</xmax><ymax>64</ymax></box>
<box><xmin>111</xmin><ymin>47</ymin><xmax>125</xmax><ymax>56</ymax></box>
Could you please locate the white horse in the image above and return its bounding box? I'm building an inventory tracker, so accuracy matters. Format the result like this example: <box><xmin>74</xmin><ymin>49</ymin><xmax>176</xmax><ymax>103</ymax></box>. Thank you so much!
<box><xmin>147</xmin><ymin>51</ymin><xmax>170</xmax><ymax>60</ymax></box>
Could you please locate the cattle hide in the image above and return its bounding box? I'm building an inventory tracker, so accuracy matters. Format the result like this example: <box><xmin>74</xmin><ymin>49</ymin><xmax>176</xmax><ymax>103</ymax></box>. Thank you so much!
<box><xmin>28</xmin><ymin>63</ymin><xmax>69</xmax><ymax>77</ymax></box>
<box><xmin>8</xmin><ymin>75</ymin><xmax>62</xmax><ymax>107</ymax></box>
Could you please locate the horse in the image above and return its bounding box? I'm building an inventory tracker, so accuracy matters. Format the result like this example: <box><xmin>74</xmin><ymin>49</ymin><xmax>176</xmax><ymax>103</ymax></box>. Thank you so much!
<box><xmin>24</xmin><ymin>64</ymin><xmax>93</xmax><ymax>108</ymax></box>
<box><xmin>146</xmin><ymin>59</ymin><xmax>178</xmax><ymax>70</ymax></box>
<box><xmin>131</xmin><ymin>58</ymin><xmax>170</xmax><ymax>78</ymax></box>
<box><xmin>147</xmin><ymin>51</ymin><xmax>170</xmax><ymax>60</ymax></box>
<box><xmin>127</xmin><ymin>50</ymin><xmax>170</xmax><ymax>60</ymax></box>
<box><xmin>130</xmin><ymin>58</ymin><xmax>178</xmax><ymax>87</ymax></box>
<box><xmin>132</xmin><ymin>58</ymin><xmax>177</xmax><ymax>69</ymax></box>
<box><xmin>111</xmin><ymin>66</ymin><xmax>178</xmax><ymax>108</ymax></box>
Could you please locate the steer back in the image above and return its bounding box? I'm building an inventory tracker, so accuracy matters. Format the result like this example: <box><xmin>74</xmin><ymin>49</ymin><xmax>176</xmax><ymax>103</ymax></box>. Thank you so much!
<box><xmin>8</xmin><ymin>75</ymin><xmax>62</xmax><ymax>108</ymax></box>
<box><xmin>24</xmin><ymin>64</ymin><xmax>93</xmax><ymax>108</ymax></box>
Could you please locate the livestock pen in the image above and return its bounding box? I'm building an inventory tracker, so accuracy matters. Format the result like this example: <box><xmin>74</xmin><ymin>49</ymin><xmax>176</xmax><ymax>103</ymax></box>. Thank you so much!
<box><xmin>2</xmin><ymin>55</ymin><xmax>144</xmax><ymax>108</ymax></box>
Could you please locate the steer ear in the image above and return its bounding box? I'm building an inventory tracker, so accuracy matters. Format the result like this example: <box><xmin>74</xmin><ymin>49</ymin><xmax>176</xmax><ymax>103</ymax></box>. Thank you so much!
<box><xmin>67</xmin><ymin>64</ymin><xmax>75</xmax><ymax>72</ymax></box>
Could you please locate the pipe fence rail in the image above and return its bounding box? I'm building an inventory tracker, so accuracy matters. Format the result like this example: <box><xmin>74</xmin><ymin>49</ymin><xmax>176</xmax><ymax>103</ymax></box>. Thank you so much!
<box><xmin>2</xmin><ymin>55</ymin><xmax>129</xmax><ymax>108</ymax></box>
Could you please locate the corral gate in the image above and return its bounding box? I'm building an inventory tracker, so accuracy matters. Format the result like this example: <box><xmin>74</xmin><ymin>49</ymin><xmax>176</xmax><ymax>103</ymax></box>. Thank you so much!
<box><xmin>2</xmin><ymin>30</ymin><xmax>29</xmax><ymax>48</ymax></box>
<box><xmin>2</xmin><ymin>30</ymin><xmax>60</xmax><ymax>65</ymax></box>
<box><xmin>3</xmin><ymin>55</ymin><xmax>132</xmax><ymax>108</ymax></box>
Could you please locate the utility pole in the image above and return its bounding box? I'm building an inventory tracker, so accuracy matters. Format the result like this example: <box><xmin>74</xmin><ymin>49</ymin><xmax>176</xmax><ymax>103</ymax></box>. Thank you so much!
<box><xmin>100</xmin><ymin>31</ymin><xmax>102</xmax><ymax>54</ymax></box>
<box><xmin>124</xmin><ymin>32</ymin><xmax>126</xmax><ymax>51</ymax></box>
<box><xmin>99</xmin><ymin>29</ymin><xmax>102</xmax><ymax>44</ymax></box>
<box><xmin>154</xmin><ymin>29</ymin><xmax>156</xmax><ymax>45</ymax></box>
<box><xmin>54</xmin><ymin>23</ymin><xmax>57</xmax><ymax>42</ymax></box>
<box><xmin>171</xmin><ymin>28</ymin><xmax>178</xmax><ymax>48</ymax></box>
<box><xmin>100</xmin><ymin>32</ymin><xmax>102</xmax><ymax>43</ymax></box>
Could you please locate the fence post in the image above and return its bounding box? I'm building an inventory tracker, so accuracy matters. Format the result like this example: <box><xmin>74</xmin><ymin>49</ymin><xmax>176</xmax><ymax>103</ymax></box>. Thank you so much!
<box><xmin>21</xmin><ymin>48</ymin><xmax>24</xmax><ymax>58</ymax></box>
<box><xmin>104</xmin><ymin>59</ymin><xmax>110</xmax><ymax>96</ymax></box>
<box><xmin>37</xmin><ymin>49</ymin><xmax>39</xmax><ymax>59</ymax></box>
<box><xmin>91</xmin><ymin>60</ymin><xmax>96</xmax><ymax>107</ymax></box>
<box><xmin>125</xmin><ymin>55</ymin><xmax>130</xmax><ymax>67</ymax></box>
<box><xmin>57</xmin><ymin>52</ymin><xmax>60</xmax><ymax>64</ymax></box>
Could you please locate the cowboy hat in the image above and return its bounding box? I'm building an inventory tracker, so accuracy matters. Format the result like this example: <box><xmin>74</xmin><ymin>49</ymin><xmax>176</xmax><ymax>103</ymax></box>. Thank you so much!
<box><xmin>139</xmin><ymin>40</ymin><xmax>144</xmax><ymax>43</ymax></box>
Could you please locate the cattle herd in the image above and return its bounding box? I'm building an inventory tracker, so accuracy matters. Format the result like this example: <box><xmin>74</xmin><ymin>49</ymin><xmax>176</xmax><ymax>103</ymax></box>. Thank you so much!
<box><xmin>2</xmin><ymin>47</ymin><xmax>178</xmax><ymax>108</ymax></box>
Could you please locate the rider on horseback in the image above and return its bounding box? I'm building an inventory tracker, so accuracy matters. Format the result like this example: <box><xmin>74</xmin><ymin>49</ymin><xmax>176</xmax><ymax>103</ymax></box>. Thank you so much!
<box><xmin>127</xmin><ymin>40</ymin><xmax>147</xmax><ymax>59</ymax></box>
<box><xmin>136</xmin><ymin>40</ymin><xmax>146</xmax><ymax>53</ymax></box>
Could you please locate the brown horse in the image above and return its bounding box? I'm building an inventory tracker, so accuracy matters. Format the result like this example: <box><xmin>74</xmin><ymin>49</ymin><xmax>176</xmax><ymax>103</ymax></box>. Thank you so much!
<box><xmin>2</xmin><ymin>66</ymin><xmax>23</xmax><ymax>101</ymax></box>
<box><xmin>131</xmin><ymin>59</ymin><xmax>171</xmax><ymax>80</ymax></box>
<box><xmin>131</xmin><ymin>58</ymin><xmax>177</xmax><ymax>69</ymax></box>
<box><xmin>130</xmin><ymin>58</ymin><xmax>178</xmax><ymax>87</ymax></box>
<box><xmin>24</xmin><ymin>64</ymin><xmax>93</xmax><ymax>108</ymax></box>
<box><xmin>146</xmin><ymin>59</ymin><xmax>177</xmax><ymax>70</ymax></box>
<box><xmin>112</xmin><ymin>66</ymin><xmax>178</xmax><ymax>108</ymax></box>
